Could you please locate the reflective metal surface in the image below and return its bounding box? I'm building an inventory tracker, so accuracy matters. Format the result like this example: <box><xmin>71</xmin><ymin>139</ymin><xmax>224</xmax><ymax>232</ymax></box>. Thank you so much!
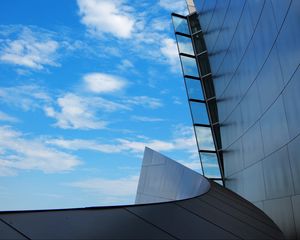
<box><xmin>194</xmin><ymin>0</ymin><xmax>300</xmax><ymax>238</ymax></box>
<box><xmin>135</xmin><ymin>147</ymin><xmax>210</xmax><ymax>204</ymax></box>
<box><xmin>0</xmin><ymin>180</ymin><xmax>284</xmax><ymax>239</ymax></box>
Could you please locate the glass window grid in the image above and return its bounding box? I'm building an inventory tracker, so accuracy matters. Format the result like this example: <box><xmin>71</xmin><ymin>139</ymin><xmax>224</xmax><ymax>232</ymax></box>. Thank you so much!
<box><xmin>172</xmin><ymin>15</ymin><xmax>190</xmax><ymax>35</ymax></box>
<box><xmin>176</xmin><ymin>35</ymin><xmax>194</xmax><ymax>55</ymax></box>
<box><xmin>180</xmin><ymin>55</ymin><xmax>199</xmax><ymax>77</ymax></box>
<box><xmin>200</xmin><ymin>152</ymin><xmax>222</xmax><ymax>178</ymax></box>
<box><xmin>173</xmin><ymin>12</ymin><xmax>224</xmax><ymax>184</ymax></box>
<box><xmin>190</xmin><ymin>101</ymin><xmax>209</xmax><ymax>125</ymax></box>
<box><xmin>195</xmin><ymin>125</ymin><xmax>215</xmax><ymax>151</ymax></box>
<box><xmin>185</xmin><ymin>78</ymin><xmax>204</xmax><ymax>101</ymax></box>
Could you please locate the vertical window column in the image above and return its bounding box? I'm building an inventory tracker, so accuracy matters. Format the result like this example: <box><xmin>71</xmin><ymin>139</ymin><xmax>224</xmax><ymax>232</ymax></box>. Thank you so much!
<box><xmin>172</xmin><ymin>13</ymin><xmax>223</xmax><ymax>184</ymax></box>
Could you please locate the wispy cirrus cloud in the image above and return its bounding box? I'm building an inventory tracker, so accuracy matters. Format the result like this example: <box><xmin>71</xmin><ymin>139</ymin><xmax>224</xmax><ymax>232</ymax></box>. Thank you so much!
<box><xmin>0</xmin><ymin>111</ymin><xmax>18</xmax><ymax>123</ymax></box>
<box><xmin>131</xmin><ymin>115</ymin><xmax>164</xmax><ymax>122</ymax></box>
<box><xmin>0</xmin><ymin>27</ymin><xmax>59</xmax><ymax>70</ymax></box>
<box><xmin>77</xmin><ymin>0</ymin><xmax>135</xmax><ymax>39</ymax></box>
<box><xmin>45</xmin><ymin>138</ymin><xmax>120</xmax><ymax>154</ymax></box>
<box><xmin>0</xmin><ymin>126</ymin><xmax>81</xmax><ymax>176</ymax></box>
<box><xmin>0</xmin><ymin>83</ymin><xmax>163</xmax><ymax>130</ymax></box>
<box><xmin>0</xmin><ymin>84</ymin><xmax>51</xmax><ymax>111</ymax></box>
<box><xmin>47</xmin><ymin>124</ymin><xmax>198</xmax><ymax>156</ymax></box>
<box><xmin>117</xmin><ymin>59</ymin><xmax>134</xmax><ymax>71</ymax></box>
<box><xmin>124</xmin><ymin>96</ymin><xmax>163</xmax><ymax>109</ymax></box>
<box><xmin>65</xmin><ymin>175</ymin><xmax>139</xmax><ymax>197</ymax></box>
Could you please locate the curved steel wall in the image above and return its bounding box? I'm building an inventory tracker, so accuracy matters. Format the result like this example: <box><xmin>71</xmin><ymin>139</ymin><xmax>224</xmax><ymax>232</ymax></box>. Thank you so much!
<box><xmin>0</xmin><ymin>181</ymin><xmax>283</xmax><ymax>239</ymax></box>
<box><xmin>135</xmin><ymin>147</ymin><xmax>210</xmax><ymax>204</ymax></box>
<box><xmin>194</xmin><ymin>0</ymin><xmax>300</xmax><ymax>238</ymax></box>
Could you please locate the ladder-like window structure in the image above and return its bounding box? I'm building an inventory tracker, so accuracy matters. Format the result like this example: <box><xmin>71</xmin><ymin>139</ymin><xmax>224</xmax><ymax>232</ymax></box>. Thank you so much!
<box><xmin>172</xmin><ymin>12</ymin><xmax>224</xmax><ymax>185</ymax></box>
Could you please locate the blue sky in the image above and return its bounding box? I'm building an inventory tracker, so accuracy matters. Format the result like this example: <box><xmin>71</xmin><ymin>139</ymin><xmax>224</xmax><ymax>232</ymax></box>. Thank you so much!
<box><xmin>0</xmin><ymin>0</ymin><xmax>201</xmax><ymax>210</ymax></box>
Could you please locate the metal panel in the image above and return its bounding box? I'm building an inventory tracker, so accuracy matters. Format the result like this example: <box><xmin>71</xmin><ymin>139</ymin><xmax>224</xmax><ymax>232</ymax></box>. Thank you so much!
<box><xmin>242</xmin><ymin>122</ymin><xmax>264</xmax><ymax>168</ymax></box>
<box><xmin>0</xmin><ymin>179</ymin><xmax>283</xmax><ymax>239</ymax></box>
<box><xmin>177</xmin><ymin>198</ymin><xmax>273</xmax><ymax>239</ymax></box>
<box><xmin>0</xmin><ymin>219</ymin><xmax>28</xmax><ymax>239</ymax></box>
<box><xmin>263</xmin><ymin>197</ymin><xmax>297</xmax><ymax>239</ymax></box>
<box><xmin>135</xmin><ymin>147</ymin><xmax>210</xmax><ymax>204</ymax></box>
<box><xmin>291</xmin><ymin>195</ymin><xmax>300</xmax><ymax>239</ymax></box>
<box><xmin>251</xmin><ymin>0</ymin><xmax>278</xmax><ymax>69</ymax></box>
<box><xmin>256</xmin><ymin>47</ymin><xmax>284</xmax><ymax>114</ymax></box>
<box><xmin>283</xmin><ymin>66</ymin><xmax>300</xmax><ymax>139</ymax></box>
<box><xmin>195</xmin><ymin>0</ymin><xmax>300</xmax><ymax>237</ymax></box>
<box><xmin>259</xmin><ymin>96</ymin><xmax>289</xmax><ymax>156</ymax></box>
<box><xmin>160</xmin><ymin>160</ymin><xmax>185</xmax><ymax>200</ymax></box>
<box><xmin>197</xmin><ymin>194</ymin><xmax>279</xmax><ymax>239</ymax></box>
<box><xmin>262</xmin><ymin>147</ymin><xmax>294</xmax><ymax>199</ymax></box>
<box><xmin>287</xmin><ymin>134</ymin><xmax>300</xmax><ymax>194</ymax></box>
<box><xmin>1</xmin><ymin>208</ymin><xmax>174</xmax><ymax>240</ymax></box>
<box><xmin>199</xmin><ymin>0</ymin><xmax>217</xmax><ymax>33</ymax></box>
<box><xmin>243</xmin><ymin>162</ymin><xmax>266</xmax><ymax>202</ymax></box>
<box><xmin>240</xmin><ymin>80</ymin><xmax>262</xmax><ymax>133</ymax></box>
<box><xmin>276</xmin><ymin>0</ymin><xmax>299</xmax><ymax>83</ymax></box>
<box><xmin>225</xmin><ymin>171</ymin><xmax>244</xmax><ymax>197</ymax></box>
<box><xmin>203</xmin><ymin>0</ymin><xmax>229</xmax><ymax>52</ymax></box>
<box><xmin>270</xmin><ymin>0</ymin><xmax>291</xmax><ymax>30</ymax></box>
<box><xmin>127</xmin><ymin>203</ymin><xmax>238</xmax><ymax>240</ymax></box>
<box><xmin>223</xmin><ymin>139</ymin><xmax>243</xmax><ymax>177</ymax></box>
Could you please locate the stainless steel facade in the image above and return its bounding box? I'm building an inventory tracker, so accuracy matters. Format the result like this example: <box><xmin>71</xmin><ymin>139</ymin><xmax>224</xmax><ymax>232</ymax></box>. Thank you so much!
<box><xmin>192</xmin><ymin>0</ymin><xmax>300</xmax><ymax>238</ymax></box>
<box><xmin>135</xmin><ymin>147</ymin><xmax>210</xmax><ymax>204</ymax></box>
<box><xmin>0</xmin><ymin>148</ymin><xmax>284</xmax><ymax>239</ymax></box>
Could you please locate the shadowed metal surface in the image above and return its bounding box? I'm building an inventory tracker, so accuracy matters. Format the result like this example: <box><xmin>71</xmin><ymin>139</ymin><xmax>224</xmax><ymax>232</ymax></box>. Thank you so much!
<box><xmin>0</xmin><ymin>148</ymin><xmax>283</xmax><ymax>239</ymax></box>
<box><xmin>192</xmin><ymin>0</ymin><xmax>300</xmax><ymax>238</ymax></box>
<box><xmin>0</xmin><ymin>182</ymin><xmax>283</xmax><ymax>239</ymax></box>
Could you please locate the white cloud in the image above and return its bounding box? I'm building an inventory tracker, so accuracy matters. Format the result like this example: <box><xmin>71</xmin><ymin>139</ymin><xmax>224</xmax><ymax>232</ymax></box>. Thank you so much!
<box><xmin>117</xmin><ymin>59</ymin><xmax>134</xmax><ymax>71</ymax></box>
<box><xmin>44</xmin><ymin>93</ymin><xmax>108</xmax><ymax>130</ymax></box>
<box><xmin>131</xmin><ymin>115</ymin><xmax>164</xmax><ymax>122</ymax></box>
<box><xmin>48</xmin><ymin>125</ymin><xmax>197</xmax><ymax>157</ymax></box>
<box><xmin>46</xmin><ymin>138</ymin><xmax>120</xmax><ymax>154</ymax></box>
<box><xmin>159</xmin><ymin>0</ymin><xmax>188</xmax><ymax>14</ymax></box>
<box><xmin>160</xmin><ymin>38</ymin><xmax>180</xmax><ymax>72</ymax></box>
<box><xmin>77</xmin><ymin>0</ymin><xmax>135</xmax><ymax>39</ymax></box>
<box><xmin>124</xmin><ymin>96</ymin><xmax>163</xmax><ymax>109</ymax></box>
<box><xmin>47</xmin><ymin>137</ymin><xmax>175</xmax><ymax>154</ymax></box>
<box><xmin>0</xmin><ymin>126</ymin><xmax>81</xmax><ymax>176</ymax></box>
<box><xmin>172</xmin><ymin>96</ymin><xmax>182</xmax><ymax>105</ymax></box>
<box><xmin>150</xmin><ymin>18</ymin><xmax>170</xmax><ymax>32</ymax></box>
<box><xmin>0</xmin><ymin>84</ymin><xmax>163</xmax><ymax>131</ymax></box>
<box><xmin>0</xmin><ymin>85</ymin><xmax>51</xmax><ymax>111</ymax></box>
<box><xmin>0</xmin><ymin>27</ymin><xmax>59</xmax><ymax>69</ymax></box>
<box><xmin>83</xmin><ymin>72</ymin><xmax>127</xmax><ymax>93</ymax></box>
<box><xmin>75</xmin><ymin>1</ymin><xmax>183</xmax><ymax>72</ymax></box>
<box><xmin>118</xmin><ymin>139</ymin><xmax>174</xmax><ymax>153</ymax></box>
<box><xmin>0</xmin><ymin>111</ymin><xmax>18</xmax><ymax>123</ymax></box>
<box><xmin>195</xmin><ymin>126</ymin><xmax>215</xmax><ymax>150</ymax></box>
<box><xmin>66</xmin><ymin>175</ymin><xmax>139</xmax><ymax>197</ymax></box>
<box><xmin>44</xmin><ymin>92</ymin><xmax>133</xmax><ymax>130</ymax></box>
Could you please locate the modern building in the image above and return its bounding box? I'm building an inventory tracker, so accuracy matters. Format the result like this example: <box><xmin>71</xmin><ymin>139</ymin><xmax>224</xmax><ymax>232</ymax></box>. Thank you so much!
<box><xmin>0</xmin><ymin>148</ymin><xmax>284</xmax><ymax>239</ymax></box>
<box><xmin>173</xmin><ymin>0</ymin><xmax>300</xmax><ymax>239</ymax></box>
<box><xmin>0</xmin><ymin>0</ymin><xmax>299</xmax><ymax>239</ymax></box>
